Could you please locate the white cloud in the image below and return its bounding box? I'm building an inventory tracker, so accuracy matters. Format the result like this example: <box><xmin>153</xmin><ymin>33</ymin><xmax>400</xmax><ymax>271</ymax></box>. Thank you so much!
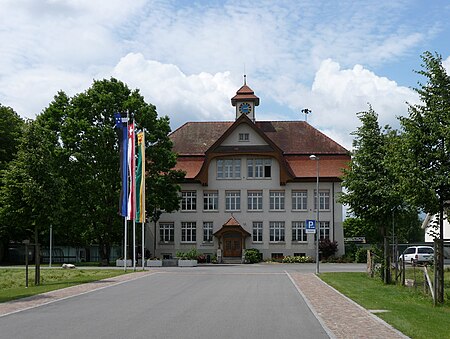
<box><xmin>110</xmin><ymin>53</ymin><xmax>239</xmax><ymax>129</ymax></box>
<box><xmin>268</xmin><ymin>59</ymin><xmax>419</xmax><ymax>149</ymax></box>
<box><xmin>443</xmin><ymin>56</ymin><xmax>450</xmax><ymax>74</ymax></box>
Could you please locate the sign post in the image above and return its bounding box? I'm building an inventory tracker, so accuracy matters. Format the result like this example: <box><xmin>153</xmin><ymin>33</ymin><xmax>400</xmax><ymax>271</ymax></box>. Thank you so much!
<box><xmin>305</xmin><ymin>220</ymin><xmax>316</xmax><ymax>234</ymax></box>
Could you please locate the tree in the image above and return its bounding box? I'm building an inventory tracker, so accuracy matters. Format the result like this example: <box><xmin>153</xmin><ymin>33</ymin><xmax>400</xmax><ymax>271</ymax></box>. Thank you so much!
<box><xmin>45</xmin><ymin>78</ymin><xmax>183</xmax><ymax>264</ymax></box>
<box><xmin>340</xmin><ymin>107</ymin><xmax>418</xmax><ymax>283</ymax></box>
<box><xmin>0</xmin><ymin>105</ymin><xmax>24</xmax><ymax>173</ymax></box>
<box><xmin>0</xmin><ymin>104</ymin><xmax>25</xmax><ymax>260</ymax></box>
<box><xmin>0</xmin><ymin>119</ymin><xmax>65</xmax><ymax>283</ymax></box>
<box><xmin>341</xmin><ymin>107</ymin><xmax>413</xmax><ymax>241</ymax></box>
<box><xmin>1</xmin><ymin>78</ymin><xmax>184</xmax><ymax>266</ymax></box>
<box><xmin>398</xmin><ymin>51</ymin><xmax>450</xmax><ymax>303</ymax></box>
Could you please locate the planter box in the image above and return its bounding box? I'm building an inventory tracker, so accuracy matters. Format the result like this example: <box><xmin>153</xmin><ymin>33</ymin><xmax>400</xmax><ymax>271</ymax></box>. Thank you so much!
<box><xmin>163</xmin><ymin>259</ymin><xmax>178</xmax><ymax>267</ymax></box>
<box><xmin>116</xmin><ymin>259</ymin><xmax>132</xmax><ymax>267</ymax></box>
<box><xmin>146</xmin><ymin>259</ymin><xmax>163</xmax><ymax>267</ymax></box>
<box><xmin>178</xmin><ymin>259</ymin><xmax>198</xmax><ymax>267</ymax></box>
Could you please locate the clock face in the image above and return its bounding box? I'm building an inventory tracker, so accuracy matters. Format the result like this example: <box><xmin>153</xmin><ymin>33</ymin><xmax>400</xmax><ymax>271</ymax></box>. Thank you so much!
<box><xmin>238</xmin><ymin>102</ymin><xmax>252</xmax><ymax>115</ymax></box>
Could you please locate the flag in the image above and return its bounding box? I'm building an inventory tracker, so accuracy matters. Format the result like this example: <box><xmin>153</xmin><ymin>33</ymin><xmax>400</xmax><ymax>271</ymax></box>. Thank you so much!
<box><xmin>127</xmin><ymin>122</ymin><xmax>136</xmax><ymax>220</ymax></box>
<box><xmin>136</xmin><ymin>132</ymin><xmax>145</xmax><ymax>223</ymax></box>
<box><xmin>115</xmin><ymin>113</ymin><xmax>128</xmax><ymax>217</ymax></box>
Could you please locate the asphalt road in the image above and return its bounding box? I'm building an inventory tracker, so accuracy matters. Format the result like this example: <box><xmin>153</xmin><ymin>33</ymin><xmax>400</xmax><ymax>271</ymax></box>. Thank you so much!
<box><xmin>0</xmin><ymin>264</ymin><xmax>362</xmax><ymax>339</ymax></box>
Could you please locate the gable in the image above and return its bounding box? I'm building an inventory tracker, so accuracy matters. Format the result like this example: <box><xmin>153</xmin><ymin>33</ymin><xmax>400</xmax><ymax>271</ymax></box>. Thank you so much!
<box><xmin>220</xmin><ymin>123</ymin><xmax>268</xmax><ymax>147</ymax></box>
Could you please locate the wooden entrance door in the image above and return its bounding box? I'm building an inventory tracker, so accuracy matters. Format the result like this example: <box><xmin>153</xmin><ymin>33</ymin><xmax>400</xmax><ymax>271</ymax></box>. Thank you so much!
<box><xmin>223</xmin><ymin>237</ymin><xmax>241</xmax><ymax>257</ymax></box>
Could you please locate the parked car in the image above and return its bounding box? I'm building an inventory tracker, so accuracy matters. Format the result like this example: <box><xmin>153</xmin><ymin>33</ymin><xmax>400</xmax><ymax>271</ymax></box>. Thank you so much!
<box><xmin>399</xmin><ymin>246</ymin><xmax>434</xmax><ymax>265</ymax></box>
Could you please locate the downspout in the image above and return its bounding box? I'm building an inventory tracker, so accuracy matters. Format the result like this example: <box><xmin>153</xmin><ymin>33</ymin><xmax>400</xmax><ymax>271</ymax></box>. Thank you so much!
<box><xmin>332</xmin><ymin>182</ymin><xmax>335</xmax><ymax>241</ymax></box>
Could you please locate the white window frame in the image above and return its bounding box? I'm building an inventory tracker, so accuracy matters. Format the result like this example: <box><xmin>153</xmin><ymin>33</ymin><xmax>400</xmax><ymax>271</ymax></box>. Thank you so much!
<box><xmin>181</xmin><ymin>191</ymin><xmax>197</xmax><ymax>211</ymax></box>
<box><xmin>292</xmin><ymin>190</ymin><xmax>307</xmax><ymax>211</ymax></box>
<box><xmin>181</xmin><ymin>222</ymin><xmax>196</xmax><ymax>243</ymax></box>
<box><xmin>247</xmin><ymin>158</ymin><xmax>272</xmax><ymax>179</ymax></box>
<box><xmin>269</xmin><ymin>221</ymin><xmax>285</xmax><ymax>242</ymax></box>
<box><xmin>159</xmin><ymin>223</ymin><xmax>174</xmax><ymax>243</ymax></box>
<box><xmin>225</xmin><ymin>191</ymin><xmax>241</xmax><ymax>211</ymax></box>
<box><xmin>269</xmin><ymin>191</ymin><xmax>285</xmax><ymax>210</ymax></box>
<box><xmin>203</xmin><ymin>222</ymin><xmax>213</xmax><ymax>243</ymax></box>
<box><xmin>247</xmin><ymin>191</ymin><xmax>263</xmax><ymax>211</ymax></box>
<box><xmin>252</xmin><ymin>221</ymin><xmax>263</xmax><ymax>242</ymax></box>
<box><xmin>292</xmin><ymin>221</ymin><xmax>307</xmax><ymax>242</ymax></box>
<box><xmin>319</xmin><ymin>221</ymin><xmax>330</xmax><ymax>240</ymax></box>
<box><xmin>217</xmin><ymin>159</ymin><xmax>241</xmax><ymax>179</ymax></box>
<box><xmin>238</xmin><ymin>133</ymin><xmax>249</xmax><ymax>142</ymax></box>
<box><xmin>314</xmin><ymin>190</ymin><xmax>330</xmax><ymax>210</ymax></box>
<box><xmin>203</xmin><ymin>191</ymin><xmax>218</xmax><ymax>211</ymax></box>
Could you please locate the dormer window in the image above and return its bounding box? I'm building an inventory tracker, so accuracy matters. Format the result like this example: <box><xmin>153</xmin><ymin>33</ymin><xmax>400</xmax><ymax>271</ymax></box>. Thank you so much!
<box><xmin>239</xmin><ymin>133</ymin><xmax>249</xmax><ymax>142</ymax></box>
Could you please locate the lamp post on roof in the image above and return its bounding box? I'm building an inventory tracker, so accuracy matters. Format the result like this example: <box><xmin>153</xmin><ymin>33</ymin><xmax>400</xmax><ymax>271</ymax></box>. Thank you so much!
<box><xmin>309</xmin><ymin>154</ymin><xmax>320</xmax><ymax>274</ymax></box>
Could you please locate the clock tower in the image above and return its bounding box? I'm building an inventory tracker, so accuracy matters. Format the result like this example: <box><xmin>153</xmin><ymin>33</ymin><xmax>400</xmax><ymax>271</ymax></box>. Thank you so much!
<box><xmin>231</xmin><ymin>75</ymin><xmax>260</xmax><ymax>122</ymax></box>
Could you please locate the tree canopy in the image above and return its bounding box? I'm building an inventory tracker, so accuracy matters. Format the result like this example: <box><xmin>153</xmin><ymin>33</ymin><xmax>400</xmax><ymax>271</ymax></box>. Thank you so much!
<box><xmin>0</xmin><ymin>78</ymin><xmax>184</xmax><ymax>263</ymax></box>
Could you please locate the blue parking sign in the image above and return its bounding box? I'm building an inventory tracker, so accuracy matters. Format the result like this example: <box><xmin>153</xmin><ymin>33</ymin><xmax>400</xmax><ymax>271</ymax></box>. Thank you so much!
<box><xmin>305</xmin><ymin>220</ymin><xmax>316</xmax><ymax>233</ymax></box>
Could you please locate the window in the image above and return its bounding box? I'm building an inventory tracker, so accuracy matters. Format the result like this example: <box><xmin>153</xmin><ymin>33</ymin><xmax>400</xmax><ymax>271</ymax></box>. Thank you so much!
<box><xmin>203</xmin><ymin>191</ymin><xmax>218</xmax><ymax>211</ymax></box>
<box><xmin>292</xmin><ymin>190</ymin><xmax>307</xmax><ymax>210</ymax></box>
<box><xmin>252</xmin><ymin>222</ymin><xmax>263</xmax><ymax>242</ymax></box>
<box><xmin>159</xmin><ymin>223</ymin><xmax>174</xmax><ymax>243</ymax></box>
<box><xmin>225</xmin><ymin>191</ymin><xmax>241</xmax><ymax>211</ymax></box>
<box><xmin>269</xmin><ymin>191</ymin><xmax>285</xmax><ymax>210</ymax></box>
<box><xmin>269</xmin><ymin>221</ymin><xmax>285</xmax><ymax>242</ymax></box>
<box><xmin>247</xmin><ymin>191</ymin><xmax>263</xmax><ymax>211</ymax></box>
<box><xmin>181</xmin><ymin>222</ymin><xmax>196</xmax><ymax>242</ymax></box>
<box><xmin>217</xmin><ymin>159</ymin><xmax>241</xmax><ymax>179</ymax></box>
<box><xmin>292</xmin><ymin>221</ymin><xmax>307</xmax><ymax>242</ymax></box>
<box><xmin>181</xmin><ymin>191</ymin><xmax>196</xmax><ymax>211</ymax></box>
<box><xmin>314</xmin><ymin>190</ymin><xmax>330</xmax><ymax>210</ymax></box>
<box><xmin>294</xmin><ymin>252</ymin><xmax>306</xmax><ymax>257</ymax></box>
<box><xmin>319</xmin><ymin>221</ymin><xmax>330</xmax><ymax>240</ymax></box>
<box><xmin>247</xmin><ymin>158</ymin><xmax>272</xmax><ymax>178</ymax></box>
<box><xmin>203</xmin><ymin>222</ymin><xmax>213</xmax><ymax>243</ymax></box>
<box><xmin>239</xmin><ymin>133</ymin><xmax>249</xmax><ymax>141</ymax></box>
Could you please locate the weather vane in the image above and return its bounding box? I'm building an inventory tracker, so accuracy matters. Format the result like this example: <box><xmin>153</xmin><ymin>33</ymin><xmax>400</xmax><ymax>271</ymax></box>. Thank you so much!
<box><xmin>301</xmin><ymin>108</ymin><xmax>311</xmax><ymax>122</ymax></box>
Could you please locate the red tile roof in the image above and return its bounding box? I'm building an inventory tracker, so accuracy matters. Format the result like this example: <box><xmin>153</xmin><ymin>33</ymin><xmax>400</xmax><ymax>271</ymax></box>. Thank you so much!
<box><xmin>170</xmin><ymin>121</ymin><xmax>348</xmax><ymax>156</ymax></box>
<box><xmin>170</xmin><ymin>120</ymin><xmax>350</xmax><ymax>181</ymax></box>
<box><xmin>231</xmin><ymin>84</ymin><xmax>260</xmax><ymax>105</ymax></box>
<box><xmin>286</xmin><ymin>155</ymin><xmax>350</xmax><ymax>179</ymax></box>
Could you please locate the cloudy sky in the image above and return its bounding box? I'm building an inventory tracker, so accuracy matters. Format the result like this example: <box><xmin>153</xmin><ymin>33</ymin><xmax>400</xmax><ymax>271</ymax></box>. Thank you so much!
<box><xmin>1</xmin><ymin>0</ymin><xmax>450</xmax><ymax>149</ymax></box>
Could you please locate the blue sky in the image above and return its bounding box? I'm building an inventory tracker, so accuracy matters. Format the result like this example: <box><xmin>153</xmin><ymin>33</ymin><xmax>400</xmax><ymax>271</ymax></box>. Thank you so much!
<box><xmin>1</xmin><ymin>0</ymin><xmax>450</xmax><ymax>148</ymax></box>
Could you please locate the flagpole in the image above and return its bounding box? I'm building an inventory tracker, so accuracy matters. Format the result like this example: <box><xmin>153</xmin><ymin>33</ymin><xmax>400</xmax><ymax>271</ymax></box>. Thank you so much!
<box><xmin>125</xmin><ymin>112</ymin><xmax>130</xmax><ymax>272</ymax></box>
<box><xmin>141</xmin><ymin>130</ymin><xmax>146</xmax><ymax>270</ymax></box>
<box><xmin>132</xmin><ymin>119</ymin><xmax>136</xmax><ymax>272</ymax></box>
<box><xmin>124</xmin><ymin>217</ymin><xmax>127</xmax><ymax>271</ymax></box>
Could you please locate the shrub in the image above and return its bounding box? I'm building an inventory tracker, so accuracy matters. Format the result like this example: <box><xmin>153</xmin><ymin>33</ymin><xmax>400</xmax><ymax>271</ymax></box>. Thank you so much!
<box><xmin>176</xmin><ymin>248</ymin><xmax>199</xmax><ymax>260</ymax></box>
<box><xmin>282</xmin><ymin>256</ymin><xmax>314</xmax><ymax>263</ymax></box>
<box><xmin>319</xmin><ymin>238</ymin><xmax>338</xmax><ymax>259</ymax></box>
<box><xmin>244</xmin><ymin>249</ymin><xmax>261</xmax><ymax>263</ymax></box>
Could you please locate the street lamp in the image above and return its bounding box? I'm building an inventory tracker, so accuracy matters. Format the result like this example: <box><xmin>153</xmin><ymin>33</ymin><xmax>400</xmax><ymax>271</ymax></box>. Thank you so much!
<box><xmin>309</xmin><ymin>154</ymin><xmax>320</xmax><ymax>274</ymax></box>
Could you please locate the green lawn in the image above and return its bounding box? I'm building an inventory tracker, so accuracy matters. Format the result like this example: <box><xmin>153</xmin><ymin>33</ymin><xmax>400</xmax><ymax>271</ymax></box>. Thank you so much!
<box><xmin>320</xmin><ymin>272</ymin><xmax>450</xmax><ymax>339</ymax></box>
<box><xmin>0</xmin><ymin>268</ymin><xmax>128</xmax><ymax>303</ymax></box>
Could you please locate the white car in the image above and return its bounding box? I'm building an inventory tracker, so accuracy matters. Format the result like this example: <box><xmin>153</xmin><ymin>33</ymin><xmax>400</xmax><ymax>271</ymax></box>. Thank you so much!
<box><xmin>399</xmin><ymin>246</ymin><xmax>434</xmax><ymax>265</ymax></box>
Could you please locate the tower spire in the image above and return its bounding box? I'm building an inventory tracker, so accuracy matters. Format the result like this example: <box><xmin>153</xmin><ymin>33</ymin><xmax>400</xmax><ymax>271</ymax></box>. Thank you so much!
<box><xmin>244</xmin><ymin>74</ymin><xmax>247</xmax><ymax>85</ymax></box>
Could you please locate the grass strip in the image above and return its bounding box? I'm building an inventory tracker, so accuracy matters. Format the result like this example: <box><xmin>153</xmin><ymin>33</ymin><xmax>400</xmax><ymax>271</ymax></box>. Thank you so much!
<box><xmin>320</xmin><ymin>272</ymin><xmax>450</xmax><ymax>339</ymax></box>
<box><xmin>0</xmin><ymin>268</ymin><xmax>128</xmax><ymax>303</ymax></box>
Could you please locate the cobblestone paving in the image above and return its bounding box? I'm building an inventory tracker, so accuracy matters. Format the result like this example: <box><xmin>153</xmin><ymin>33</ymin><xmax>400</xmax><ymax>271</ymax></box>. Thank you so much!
<box><xmin>289</xmin><ymin>273</ymin><xmax>409</xmax><ymax>339</ymax></box>
<box><xmin>0</xmin><ymin>270</ymin><xmax>152</xmax><ymax>317</ymax></box>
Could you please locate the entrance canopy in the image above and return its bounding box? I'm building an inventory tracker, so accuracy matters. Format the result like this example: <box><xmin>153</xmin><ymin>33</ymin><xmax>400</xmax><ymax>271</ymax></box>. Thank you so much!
<box><xmin>214</xmin><ymin>216</ymin><xmax>251</xmax><ymax>238</ymax></box>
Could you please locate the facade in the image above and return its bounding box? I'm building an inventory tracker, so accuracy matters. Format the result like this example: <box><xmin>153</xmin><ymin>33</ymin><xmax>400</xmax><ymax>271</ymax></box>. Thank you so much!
<box><xmin>150</xmin><ymin>81</ymin><xmax>350</xmax><ymax>262</ymax></box>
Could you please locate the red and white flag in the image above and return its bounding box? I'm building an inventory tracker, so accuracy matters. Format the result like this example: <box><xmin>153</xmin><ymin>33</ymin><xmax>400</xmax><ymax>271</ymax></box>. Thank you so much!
<box><xmin>127</xmin><ymin>122</ymin><xmax>135</xmax><ymax>220</ymax></box>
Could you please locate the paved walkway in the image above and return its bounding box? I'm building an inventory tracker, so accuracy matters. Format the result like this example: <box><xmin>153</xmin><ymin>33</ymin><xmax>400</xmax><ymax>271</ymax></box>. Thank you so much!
<box><xmin>289</xmin><ymin>273</ymin><xmax>409</xmax><ymax>339</ymax></box>
<box><xmin>0</xmin><ymin>269</ymin><xmax>409</xmax><ymax>338</ymax></box>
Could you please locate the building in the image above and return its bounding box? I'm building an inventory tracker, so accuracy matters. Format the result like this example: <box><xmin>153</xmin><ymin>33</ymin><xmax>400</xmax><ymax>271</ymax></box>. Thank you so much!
<box><xmin>151</xmin><ymin>80</ymin><xmax>350</xmax><ymax>262</ymax></box>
